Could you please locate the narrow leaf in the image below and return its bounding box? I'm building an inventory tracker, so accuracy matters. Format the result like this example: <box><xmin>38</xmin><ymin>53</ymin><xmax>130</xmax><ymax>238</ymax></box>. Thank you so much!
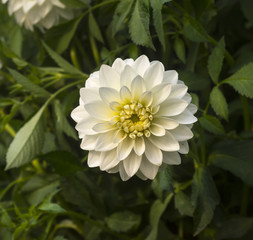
<box><xmin>208</xmin><ymin>38</ymin><xmax>225</xmax><ymax>84</ymax></box>
<box><xmin>150</xmin><ymin>0</ymin><xmax>165</xmax><ymax>49</ymax></box>
<box><xmin>43</xmin><ymin>42</ymin><xmax>83</xmax><ymax>75</ymax></box>
<box><xmin>210</xmin><ymin>86</ymin><xmax>229</xmax><ymax>120</ymax></box>
<box><xmin>89</xmin><ymin>12</ymin><xmax>104</xmax><ymax>43</ymax></box>
<box><xmin>129</xmin><ymin>0</ymin><xmax>154</xmax><ymax>49</ymax></box>
<box><xmin>174</xmin><ymin>37</ymin><xmax>186</xmax><ymax>63</ymax></box>
<box><xmin>192</xmin><ymin>166</ymin><xmax>219</xmax><ymax>236</ymax></box>
<box><xmin>39</xmin><ymin>203</ymin><xmax>66</xmax><ymax>213</ymax></box>
<box><xmin>223</xmin><ymin>62</ymin><xmax>253</xmax><ymax>98</ymax></box>
<box><xmin>199</xmin><ymin>115</ymin><xmax>225</xmax><ymax>135</ymax></box>
<box><xmin>5</xmin><ymin>106</ymin><xmax>45</xmax><ymax>170</ymax></box>
<box><xmin>8</xmin><ymin>68</ymin><xmax>51</xmax><ymax>98</ymax></box>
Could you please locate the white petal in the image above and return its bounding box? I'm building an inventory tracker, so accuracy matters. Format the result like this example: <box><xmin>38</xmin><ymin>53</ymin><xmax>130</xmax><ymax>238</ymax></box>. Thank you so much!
<box><xmin>150</xmin><ymin>123</ymin><xmax>166</xmax><ymax>136</ymax></box>
<box><xmin>23</xmin><ymin>1</ymin><xmax>37</xmax><ymax>13</ymax></box>
<box><xmin>183</xmin><ymin>93</ymin><xmax>192</xmax><ymax>103</ymax></box>
<box><xmin>163</xmin><ymin>70</ymin><xmax>178</xmax><ymax>84</ymax></box>
<box><xmin>71</xmin><ymin>105</ymin><xmax>86</xmax><ymax>123</ymax></box>
<box><xmin>109</xmin><ymin>102</ymin><xmax>122</xmax><ymax>111</ymax></box>
<box><xmin>99</xmin><ymin>65</ymin><xmax>120</xmax><ymax>90</ymax></box>
<box><xmin>152</xmin><ymin>117</ymin><xmax>179</xmax><ymax>130</ymax></box>
<box><xmin>120</xmin><ymin>65</ymin><xmax>137</xmax><ymax>89</ymax></box>
<box><xmin>86</xmin><ymin>71</ymin><xmax>100</xmax><ymax>88</ymax></box>
<box><xmin>140</xmin><ymin>155</ymin><xmax>159</xmax><ymax>180</ymax></box>
<box><xmin>123</xmin><ymin>151</ymin><xmax>142</xmax><ymax>177</ymax></box>
<box><xmin>81</xmin><ymin>134</ymin><xmax>98</xmax><ymax>150</ymax></box>
<box><xmin>112</xmin><ymin>58</ymin><xmax>126</xmax><ymax>74</ymax></box>
<box><xmin>106</xmin><ymin>164</ymin><xmax>119</xmax><ymax>174</ymax></box>
<box><xmin>151</xmin><ymin>83</ymin><xmax>171</xmax><ymax>106</ymax></box>
<box><xmin>124</xmin><ymin>58</ymin><xmax>134</xmax><ymax>66</ymax></box>
<box><xmin>179</xmin><ymin>141</ymin><xmax>189</xmax><ymax>154</ymax></box>
<box><xmin>113</xmin><ymin>129</ymin><xmax>127</xmax><ymax>143</ymax></box>
<box><xmin>158</xmin><ymin>99</ymin><xmax>188</xmax><ymax>117</ymax></box>
<box><xmin>119</xmin><ymin>162</ymin><xmax>131</xmax><ymax>181</ymax></box>
<box><xmin>143</xmin><ymin>61</ymin><xmax>164</xmax><ymax>89</ymax></box>
<box><xmin>168</xmin><ymin>84</ymin><xmax>188</xmax><ymax>99</ymax></box>
<box><xmin>139</xmin><ymin>91</ymin><xmax>153</xmax><ymax>107</ymax></box>
<box><xmin>134</xmin><ymin>137</ymin><xmax>145</xmax><ymax>156</ymax></box>
<box><xmin>131</xmin><ymin>75</ymin><xmax>146</xmax><ymax>100</ymax></box>
<box><xmin>76</xmin><ymin>116</ymin><xmax>101</xmax><ymax>135</ymax></box>
<box><xmin>133</xmin><ymin>55</ymin><xmax>150</xmax><ymax>77</ymax></box>
<box><xmin>92</xmin><ymin>122</ymin><xmax>116</xmax><ymax>133</ymax></box>
<box><xmin>144</xmin><ymin>139</ymin><xmax>163</xmax><ymax>165</ymax></box>
<box><xmin>80</xmin><ymin>87</ymin><xmax>99</xmax><ymax>104</ymax></box>
<box><xmin>188</xmin><ymin>103</ymin><xmax>198</xmax><ymax>114</ymax></box>
<box><xmin>136</xmin><ymin>171</ymin><xmax>148</xmax><ymax>180</ymax></box>
<box><xmin>163</xmin><ymin>151</ymin><xmax>181</xmax><ymax>165</ymax></box>
<box><xmin>100</xmin><ymin>149</ymin><xmax>120</xmax><ymax>171</ymax></box>
<box><xmin>170</xmin><ymin>125</ymin><xmax>193</xmax><ymax>141</ymax></box>
<box><xmin>88</xmin><ymin>151</ymin><xmax>101</xmax><ymax>167</ymax></box>
<box><xmin>85</xmin><ymin>101</ymin><xmax>115</xmax><ymax>121</ymax></box>
<box><xmin>149</xmin><ymin>131</ymin><xmax>179</xmax><ymax>151</ymax></box>
<box><xmin>99</xmin><ymin>87</ymin><xmax>120</xmax><ymax>104</ymax></box>
<box><xmin>171</xmin><ymin>110</ymin><xmax>197</xmax><ymax>124</ymax></box>
<box><xmin>117</xmin><ymin>137</ymin><xmax>135</xmax><ymax>160</ymax></box>
<box><xmin>120</xmin><ymin>86</ymin><xmax>132</xmax><ymax>102</ymax></box>
<box><xmin>95</xmin><ymin>131</ymin><xmax>118</xmax><ymax>151</ymax></box>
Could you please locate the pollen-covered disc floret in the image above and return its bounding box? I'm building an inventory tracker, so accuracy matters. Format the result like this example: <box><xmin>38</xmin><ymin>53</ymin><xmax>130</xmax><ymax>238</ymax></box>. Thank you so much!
<box><xmin>71</xmin><ymin>55</ymin><xmax>197</xmax><ymax>181</ymax></box>
<box><xmin>1</xmin><ymin>0</ymin><xmax>78</xmax><ymax>31</ymax></box>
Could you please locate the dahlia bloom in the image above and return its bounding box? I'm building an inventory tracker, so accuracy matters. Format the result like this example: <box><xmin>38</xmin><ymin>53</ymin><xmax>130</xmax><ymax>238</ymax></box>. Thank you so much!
<box><xmin>1</xmin><ymin>0</ymin><xmax>75</xmax><ymax>31</ymax></box>
<box><xmin>71</xmin><ymin>55</ymin><xmax>197</xmax><ymax>181</ymax></box>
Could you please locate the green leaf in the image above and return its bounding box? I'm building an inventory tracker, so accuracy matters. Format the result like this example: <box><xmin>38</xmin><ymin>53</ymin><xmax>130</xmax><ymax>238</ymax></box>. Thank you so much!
<box><xmin>175</xmin><ymin>191</ymin><xmax>194</xmax><ymax>217</ymax></box>
<box><xmin>106</xmin><ymin>211</ymin><xmax>141</xmax><ymax>232</ymax></box>
<box><xmin>199</xmin><ymin>115</ymin><xmax>225</xmax><ymax>135</ymax></box>
<box><xmin>129</xmin><ymin>0</ymin><xmax>154</xmax><ymax>49</ymax></box>
<box><xmin>89</xmin><ymin>12</ymin><xmax>104</xmax><ymax>43</ymax></box>
<box><xmin>53</xmin><ymin>100</ymin><xmax>78</xmax><ymax>140</ymax></box>
<box><xmin>174</xmin><ymin>37</ymin><xmax>186</xmax><ymax>63</ymax></box>
<box><xmin>39</xmin><ymin>203</ymin><xmax>66</xmax><ymax>213</ymax></box>
<box><xmin>223</xmin><ymin>62</ymin><xmax>253</xmax><ymax>98</ymax></box>
<box><xmin>150</xmin><ymin>0</ymin><xmax>165</xmax><ymax>49</ymax></box>
<box><xmin>8</xmin><ymin>68</ymin><xmax>51</xmax><ymax>98</ymax></box>
<box><xmin>53</xmin><ymin>236</ymin><xmax>68</xmax><ymax>240</ymax></box>
<box><xmin>217</xmin><ymin>217</ymin><xmax>253</xmax><ymax>240</ymax></box>
<box><xmin>183</xmin><ymin>15</ymin><xmax>210</xmax><ymax>42</ymax></box>
<box><xmin>210</xmin><ymin>140</ymin><xmax>253</xmax><ymax>186</ymax></box>
<box><xmin>192</xmin><ymin>166</ymin><xmax>219</xmax><ymax>236</ymax></box>
<box><xmin>43</xmin><ymin>151</ymin><xmax>82</xmax><ymax>176</ymax></box>
<box><xmin>241</xmin><ymin>0</ymin><xmax>253</xmax><ymax>26</ymax></box>
<box><xmin>146</xmin><ymin>193</ymin><xmax>173</xmax><ymax>240</ymax></box>
<box><xmin>59</xmin><ymin>0</ymin><xmax>88</xmax><ymax>8</ymax></box>
<box><xmin>43</xmin><ymin>42</ymin><xmax>83</xmax><ymax>75</ymax></box>
<box><xmin>210</xmin><ymin>86</ymin><xmax>228</xmax><ymax>120</ymax></box>
<box><xmin>5</xmin><ymin>106</ymin><xmax>45</xmax><ymax>170</ymax></box>
<box><xmin>8</xmin><ymin>25</ymin><xmax>23</xmax><ymax>57</ymax></box>
<box><xmin>44</xmin><ymin>17</ymin><xmax>81</xmax><ymax>54</ymax></box>
<box><xmin>111</xmin><ymin>0</ymin><xmax>134</xmax><ymax>36</ymax></box>
<box><xmin>208</xmin><ymin>38</ymin><xmax>225</xmax><ymax>84</ymax></box>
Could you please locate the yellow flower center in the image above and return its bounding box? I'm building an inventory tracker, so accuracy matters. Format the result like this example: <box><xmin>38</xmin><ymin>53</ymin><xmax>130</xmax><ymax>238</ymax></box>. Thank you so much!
<box><xmin>117</xmin><ymin>100</ymin><xmax>153</xmax><ymax>139</ymax></box>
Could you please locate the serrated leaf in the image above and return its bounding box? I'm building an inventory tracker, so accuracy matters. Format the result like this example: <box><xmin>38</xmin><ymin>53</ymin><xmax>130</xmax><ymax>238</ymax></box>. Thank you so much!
<box><xmin>44</xmin><ymin>151</ymin><xmax>82</xmax><ymax>176</ymax></box>
<box><xmin>210</xmin><ymin>86</ymin><xmax>228</xmax><ymax>120</ymax></box>
<box><xmin>8</xmin><ymin>68</ymin><xmax>51</xmax><ymax>98</ymax></box>
<box><xmin>199</xmin><ymin>115</ymin><xmax>225</xmax><ymax>135</ymax></box>
<box><xmin>192</xmin><ymin>166</ymin><xmax>219</xmax><ymax>236</ymax></box>
<box><xmin>5</xmin><ymin>106</ymin><xmax>45</xmax><ymax>170</ymax></box>
<box><xmin>150</xmin><ymin>0</ymin><xmax>165</xmax><ymax>49</ymax></box>
<box><xmin>223</xmin><ymin>62</ymin><xmax>253</xmax><ymax>98</ymax></box>
<box><xmin>43</xmin><ymin>42</ymin><xmax>83</xmax><ymax>75</ymax></box>
<box><xmin>174</xmin><ymin>37</ymin><xmax>186</xmax><ymax>63</ymax></box>
<box><xmin>106</xmin><ymin>211</ymin><xmax>141</xmax><ymax>232</ymax></box>
<box><xmin>208</xmin><ymin>38</ymin><xmax>225</xmax><ymax>84</ymax></box>
<box><xmin>210</xmin><ymin>140</ymin><xmax>253</xmax><ymax>186</ymax></box>
<box><xmin>39</xmin><ymin>203</ymin><xmax>66</xmax><ymax>213</ymax></box>
<box><xmin>129</xmin><ymin>0</ymin><xmax>154</xmax><ymax>49</ymax></box>
<box><xmin>111</xmin><ymin>0</ymin><xmax>133</xmax><ymax>37</ymax></box>
<box><xmin>89</xmin><ymin>12</ymin><xmax>104</xmax><ymax>43</ymax></box>
<box><xmin>53</xmin><ymin>100</ymin><xmax>77</xmax><ymax>140</ymax></box>
<box><xmin>146</xmin><ymin>193</ymin><xmax>173</xmax><ymax>240</ymax></box>
<box><xmin>44</xmin><ymin>17</ymin><xmax>81</xmax><ymax>54</ymax></box>
<box><xmin>183</xmin><ymin>15</ymin><xmax>209</xmax><ymax>42</ymax></box>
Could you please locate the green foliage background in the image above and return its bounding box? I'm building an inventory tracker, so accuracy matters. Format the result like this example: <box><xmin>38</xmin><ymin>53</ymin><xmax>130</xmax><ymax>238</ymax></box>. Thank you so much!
<box><xmin>1</xmin><ymin>0</ymin><xmax>253</xmax><ymax>239</ymax></box>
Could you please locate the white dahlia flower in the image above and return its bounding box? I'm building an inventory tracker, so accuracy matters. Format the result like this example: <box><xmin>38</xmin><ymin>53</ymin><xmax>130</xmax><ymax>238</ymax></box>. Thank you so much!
<box><xmin>2</xmin><ymin>0</ymin><xmax>75</xmax><ymax>31</ymax></box>
<box><xmin>71</xmin><ymin>55</ymin><xmax>197</xmax><ymax>181</ymax></box>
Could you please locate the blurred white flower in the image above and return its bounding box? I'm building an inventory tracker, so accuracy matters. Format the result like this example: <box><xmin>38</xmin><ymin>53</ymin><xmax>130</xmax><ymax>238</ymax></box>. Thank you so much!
<box><xmin>71</xmin><ymin>55</ymin><xmax>197</xmax><ymax>181</ymax></box>
<box><xmin>2</xmin><ymin>0</ymin><xmax>76</xmax><ymax>31</ymax></box>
